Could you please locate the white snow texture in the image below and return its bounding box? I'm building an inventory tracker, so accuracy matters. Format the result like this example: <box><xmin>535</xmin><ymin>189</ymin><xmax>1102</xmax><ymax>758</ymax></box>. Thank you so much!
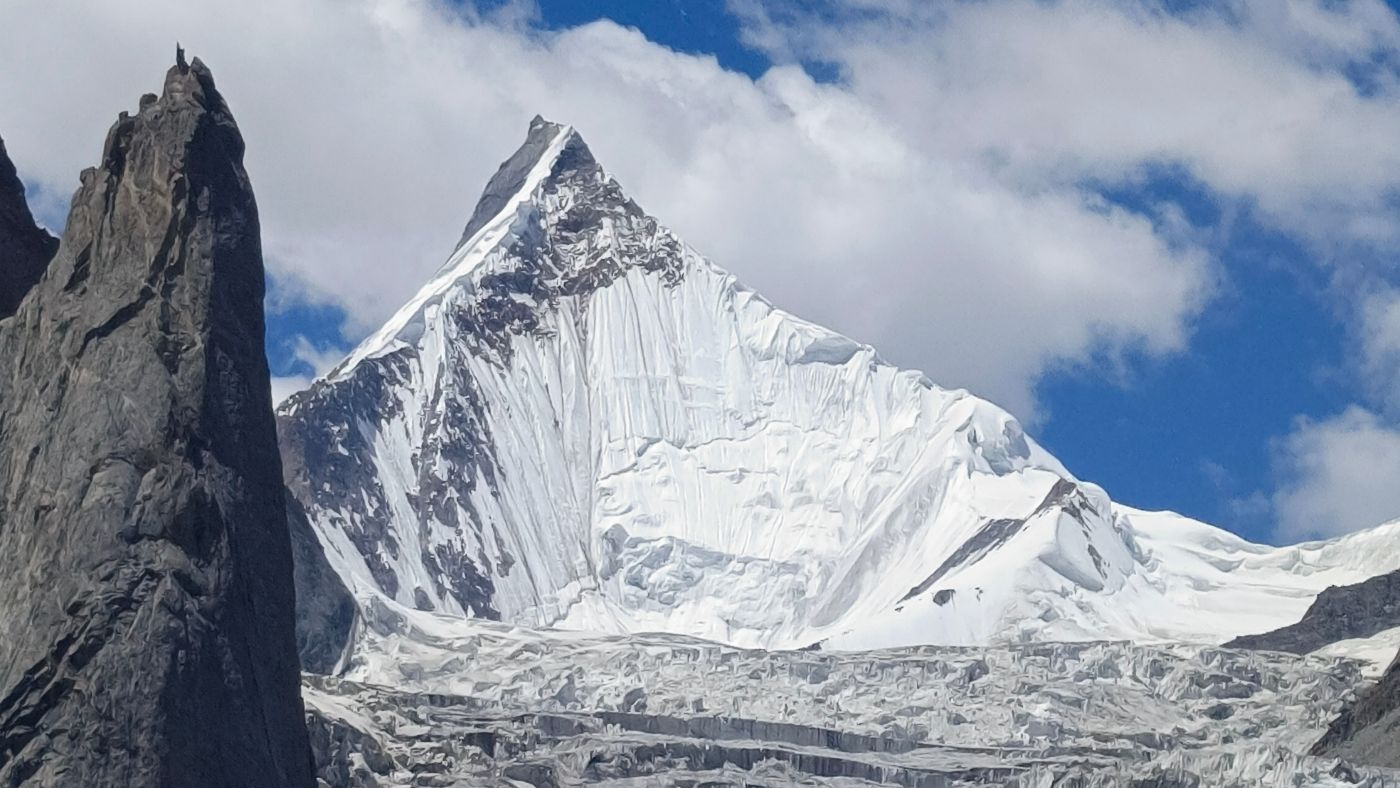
<box><xmin>280</xmin><ymin>117</ymin><xmax>1400</xmax><ymax>659</ymax></box>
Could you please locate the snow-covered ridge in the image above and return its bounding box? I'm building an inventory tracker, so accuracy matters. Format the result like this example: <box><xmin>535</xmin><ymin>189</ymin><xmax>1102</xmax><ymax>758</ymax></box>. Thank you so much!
<box><xmin>333</xmin><ymin>117</ymin><xmax>576</xmax><ymax>375</ymax></box>
<box><xmin>278</xmin><ymin>117</ymin><xmax>1400</xmax><ymax>656</ymax></box>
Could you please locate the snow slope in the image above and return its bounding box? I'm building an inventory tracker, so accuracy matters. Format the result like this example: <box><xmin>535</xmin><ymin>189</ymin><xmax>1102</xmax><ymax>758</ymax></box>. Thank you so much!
<box><xmin>277</xmin><ymin>117</ymin><xmax>1400</xmax><ymax>653</ymax></box>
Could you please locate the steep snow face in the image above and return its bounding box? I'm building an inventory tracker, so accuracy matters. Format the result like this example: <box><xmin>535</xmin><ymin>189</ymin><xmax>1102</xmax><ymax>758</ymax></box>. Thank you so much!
<box><xmin>278</xmin><ymin>118</ymin><xmax>1400</xmax><ymax>652</ymax></box>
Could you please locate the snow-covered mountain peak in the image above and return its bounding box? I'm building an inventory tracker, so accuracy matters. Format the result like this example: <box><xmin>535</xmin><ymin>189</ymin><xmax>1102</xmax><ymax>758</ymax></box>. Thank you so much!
<box><xmin>279</xmin><ymin>120</ymin><xmax>1400</xmax><ymax>654</ymax></box>
<box><xmin>454</xmin><ymin>115</ymin><xmax>576</xmax><ymax>250</ymax></box>
<box><xmin>334</xmin><ymin>115</ymin><xmax>623</xmax><ymax>375</ymax></box>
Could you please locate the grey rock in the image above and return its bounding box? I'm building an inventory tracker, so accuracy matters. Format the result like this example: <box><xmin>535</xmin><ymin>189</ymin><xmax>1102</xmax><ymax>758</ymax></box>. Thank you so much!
<box><xmin>1313</xmin><ymin>651</ymin><xmax>1400</xmax><ymax>767</ymax></box>
<box><xmin>1228</xmin><ymin>569</ymin><xmax>1400</xmax><ymax>654</ymax></box>
<box><xmin>0</xmin><ymin>135</ymin><xmax>58</xmax><ymax>319</ymax></box>
<box><xmin>1224</xmin><ymin>570</ymin><xmax>1400</xmax><ymax>768</ymax></box>
<box><xmin>288</xmin><ymin>495</ymin><xmax>357</xmax><ymax>675</ymax></box>
<box><xmin>454</xmin><ymin>115</ymin><xmax>565</xmax><ymax>250</ymax></box>
<box><xmin>0</xmin><ymin>55</ymin><xmax>313</xmax><ymax>786</ymax></box>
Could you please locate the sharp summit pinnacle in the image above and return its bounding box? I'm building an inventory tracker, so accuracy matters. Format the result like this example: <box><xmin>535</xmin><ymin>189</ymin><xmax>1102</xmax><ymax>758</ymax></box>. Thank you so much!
<box><xmin>0</xmin><ymin>53</ymin><xmax>314</xmax><ymax>786</ymax></box>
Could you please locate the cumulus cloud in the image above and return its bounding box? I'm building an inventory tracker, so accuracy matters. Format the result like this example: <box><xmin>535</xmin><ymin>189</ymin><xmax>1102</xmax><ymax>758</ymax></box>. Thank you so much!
<box><xmin>733</xmin><ymin>0</ymin><xmax>1400</xmax><ymax>252</ymax></box>
<box><xmin>1358</xmin><ymin>288</ymin><xmax>1400</xmax><ymax>408</ymax></box>
<box><xmin>0</xmin><ymin>0</ymin><xmax>1216</xmax><ymax>419</ymax></box>
<box><xmin>739</xmin><ymin>0</ymin><xmax>1400</xmax><ymax>535</ymax></box>
<box><xmin>1271</xmin><ymin>407</ymin><xmax>1400</xmax><ymax>541</ymax></box>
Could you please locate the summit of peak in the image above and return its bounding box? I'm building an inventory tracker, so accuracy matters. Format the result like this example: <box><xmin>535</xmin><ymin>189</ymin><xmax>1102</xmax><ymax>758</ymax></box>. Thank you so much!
<box><xmin>454</xmin><ymin>116</ymin><xmax>587</xmax><ymax>250</ymax></box>
<box><xmin>155</xmin><ymin>52</ymin><xmax>228</xmax><ymax>119</ymax></box>
<box><xmin>527</xmin><ymin>114</ymin><xmax>566</xmax><ymax>137</ymax></box>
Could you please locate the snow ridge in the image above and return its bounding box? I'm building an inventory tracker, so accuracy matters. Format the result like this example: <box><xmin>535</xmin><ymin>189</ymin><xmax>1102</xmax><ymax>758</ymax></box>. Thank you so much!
<box><xmin>335</xmin><ymin>117</ymin><xmax>576</xmax><ymax>374</ymax></box>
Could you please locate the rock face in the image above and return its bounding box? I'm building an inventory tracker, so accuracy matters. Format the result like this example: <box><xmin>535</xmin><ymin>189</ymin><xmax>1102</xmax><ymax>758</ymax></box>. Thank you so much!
<box><xmin>288</xmin><ymin>496</ymin><xmax>356</xmax><ymax>675</ymax></box>
<box><xmin>1313</xmin><ymin>651</ymin><xmax>1400</xmax><ymax>768</ymax></box>
<box><xmin>1228</xmin><ymin>569</ymin><xmax>1400</xmax><ymax>654</ymax></box>
<box><xmin>0</xmin><ymin>135</ymin><xmax>58</xmax><ymax>318</ymax></box>
<box><xmin>1275</xmin><ymin>569</ymin><xmax>1400</xmax><ymax>768</ymax></box>
<box><xmin>0</xmin><ymin>55</ymin><xmax>313</xmax><ymax>786</ymax></box>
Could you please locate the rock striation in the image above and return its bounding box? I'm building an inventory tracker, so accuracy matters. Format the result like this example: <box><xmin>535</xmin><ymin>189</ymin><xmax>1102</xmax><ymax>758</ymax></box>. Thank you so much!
<box><xmin>0</xmin><ymin>54</ymin><xmax>313</xmax><ymax>786</ymax></box>
<box><xmin>0</xmin><ymin>135</ymin><xmax>58</xmax><ymax>318</ymax></box>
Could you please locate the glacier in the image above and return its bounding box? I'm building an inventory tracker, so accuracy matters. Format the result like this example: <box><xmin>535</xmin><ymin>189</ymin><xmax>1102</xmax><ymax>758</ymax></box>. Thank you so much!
<box><xmin>301</xmin><ymin>603</ymin><xmax>1396</xmax><ymax>786</ymax></box>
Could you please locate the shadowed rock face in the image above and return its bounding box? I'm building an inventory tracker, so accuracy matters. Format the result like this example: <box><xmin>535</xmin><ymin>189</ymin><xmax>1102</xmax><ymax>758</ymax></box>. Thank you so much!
<box><xmin>1313</xmin><ymin>651</ymin><xmax>1400</xmax><ymax>767</ymax></box>
<box><xmin>1224</xmin><ymin>569</ymin><xmax>1400</xmax><ymax>767</ymax></box>
<box><xmin>0</xmin><ymin>135</ymin><xmax>58</xmax><ymax>318</ymax></box>
<box><xmin>1292</xmin><ymin>573</ymin><xmax>1400</xmax><ymax>769</ymax></box>
<box><xmin>0</xmin><ymin>54</ymin><xmax>313</xmax><ymax>786</ymax></box>
<box><xmin>1227</xmin><ymin>569</ymin><xmax>1400</xmax><ymax>654</ymax></box>
<box><xmin>288</xmin><ymin>496</ymin><xmax>356</xmax><ymax>675</ymax></box>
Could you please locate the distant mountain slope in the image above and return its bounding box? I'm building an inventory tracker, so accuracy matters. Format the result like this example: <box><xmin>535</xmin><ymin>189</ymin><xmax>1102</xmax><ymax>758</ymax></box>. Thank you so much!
<box><xmin>279</xmin><ymin>117</ymin><xmax>1400</xmax><ymax>655</ymax></box>
<box><xmin>1217</xmin><ymin>557</ymin><xmax>1400</xmax><ymax>770</ymax></box>
<box><xmin>0</xmin><ymin>134</ymin><xmax>57</xmax><ymax>318</ymax></box>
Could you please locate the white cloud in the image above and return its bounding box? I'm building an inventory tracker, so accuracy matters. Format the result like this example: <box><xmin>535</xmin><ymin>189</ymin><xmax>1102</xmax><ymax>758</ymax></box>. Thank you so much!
<box><xmin>1359</xmin><ymin>288</ymin><xmax>1400</xmax><ymax>411</ymax></box>
<box><xmin>269</xmin><ymin>336</ymin><xmax>344</xmax><ymax>405</ymax></box>
<box><xmin>287</xmin><ymin>336</ymin><xmax>346</xmax><ymax>380</ymax></box>
<box><xmin>736</xmin><ymin>0</ymin><xmax>1400</xmax><ymax>533</ymax></box>
<box><xmin>1272</xmin><ymin>407</ymin><xmax>1400</xmax><ymax>540</ymax></box>
<box><xmin>733</xmin><ymin>0</ymin><xmax>1400</xmax><ymax>253</ymax></box>
<box><xmin>0</xmin><ymin>0</ymin><xmax>1216</xmax><ymax>419</ymax></box>
<box><xmin>8</xmin><ymin>0</ymin><xmax>1400</xmax><ymax>533</ymax></box>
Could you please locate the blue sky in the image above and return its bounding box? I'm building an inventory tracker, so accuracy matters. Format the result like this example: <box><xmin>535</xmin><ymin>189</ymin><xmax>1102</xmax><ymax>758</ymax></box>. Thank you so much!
<box><xmin>9</xmin><ymin>0</ymin><xmax>1400</xmax><ymax>546</ymax></box>
<box><xmin>1036</xmin><ymin>182</ymin><xmax>1352</xmax><ymax>539</ymax></box>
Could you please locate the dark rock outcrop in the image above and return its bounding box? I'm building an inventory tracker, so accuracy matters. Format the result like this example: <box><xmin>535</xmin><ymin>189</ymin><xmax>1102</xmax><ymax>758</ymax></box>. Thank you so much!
<box><xmin>1228</xmin><ymin>569</ymin><xmax>1400</xmax><ymax>767</ymax></box>
<box><xmin>454</xmin><ymin>114</ymin><xmax>562</xmax><ymax>249</ymax></box>
<box><xmin>1312</xmin><ymin>651</ymin><xmax>1400</xmax><ymax>767</ymax></box>
<box><xmin>0</xmin><ymin>136</ymin><xmax>58</xmax><ymax>318</ymax></box>
<box><xmin>288</xmin><ymin>496</ymin><xmax>356</xmax><ymax>675</ymax></box>
<box><xmin>0</xmin><ymin>54</ymin><xmax>314</xmax><ymax>786</ymax></box>
<box><xmin>1227</xmin><ymin>569</ymin><xmax>1400</xmax><ymax>654</ymax></box>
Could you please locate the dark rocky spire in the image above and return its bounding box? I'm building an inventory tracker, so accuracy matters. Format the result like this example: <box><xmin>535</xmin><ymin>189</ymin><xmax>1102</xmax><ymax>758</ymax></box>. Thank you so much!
<box><xmin>0</xmin><ymin>55</ymin><xmax>314</xmax><ymax>786</ymax></box>
<box><xmin>0</xmin><ymin>135</ymin><xmax>58</xmax><ymax>319</ymax></box>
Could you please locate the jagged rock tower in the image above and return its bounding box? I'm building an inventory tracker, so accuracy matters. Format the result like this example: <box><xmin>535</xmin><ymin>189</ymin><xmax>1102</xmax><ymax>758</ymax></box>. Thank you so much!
<box><xmin>0</xmin><ymin>135</ymin><xmax>57</xmax><ymax>318</ymax></box>
<box><xmin>0</xmin><ymin>53</ymin><xmax>314</xmax><ymax>786</ymax></box>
